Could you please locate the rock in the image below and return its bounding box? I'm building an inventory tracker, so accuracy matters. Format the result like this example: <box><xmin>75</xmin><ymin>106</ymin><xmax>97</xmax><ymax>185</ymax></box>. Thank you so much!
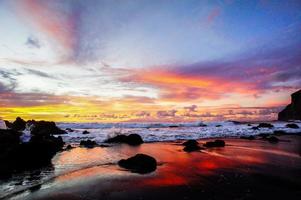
<box><xmin>31</xmin><ymin>121</ymin><xmax>67</xmax><ymax>136</ymax></box>
<box><xmin>251</xmin><ymin>126</ymin><xmax>259</xmax><ymax>130</ymax></box>
<box><xmin>65</xmin><ymin>144</ymin><xmax>73</xmax><ymax>150</ymax></box>
<box><xmin>0</xmin><ymin>134</ymin><xmax>64</xmax><ymax>176</ymax></box>
<box><xmin>0</xmin><ymin>129</ymin><xmax>21</xmax><ymax>152</ymax></box>
<box><xmin>82</xmin><ymin>130</ymin><xmax>90</xmax><ymax>134</ymax></box>
<box><xmin>278</xmin><ymin>90</ymin><xmax>301</xmax><ymax>121</ymax></box>
<box><xmin>286</xmin><ymin>123</ymin><xmax>299</xmax><ymax>129</ymax></box>
<box><xmin>266</xmin><ymin>136</ymin><xmax>279</xmax><ymax>143</ymax></box>
<box><xmin>12</xmin><ymin>117</ymin><xmax>26</xmax><ymax>131</ymax></box>
<box><xmin>204</xmin><ymin>140</ymin><xmax>225</xmax><ymax>148</ymax></box>
<box><xmin>257</xmin><ymin>133</ymin><xmax>270</xmax><ymax>139</ymax></box>
<box><xmin>105</xmin><ymin>134</ymin><xmax>144</xmax><ymax>146</ymax></box>
<box><xmin>240</xmin><ymin>135</ymin><xmax>255</xmax><ymax>140</ymax></box>
<box><xmin>66</xmin><ymin>128</ymin><xmax>74</xmax><ymax>132</ymax></box>
<box><xmin>182</xmin><ymin>139</ymin><xmax>202</xmax><ymax>152</ymax></box>
<box><xmin>4</xmin><ymin>120</ymin><xmax>12</xmax><ymax>129</ymax></box>
<box><xmin>257</xmin><ymin>123</ymin><xmax>274</xmax><ymax>128</ymax></box>
<box><xmin>273</xmin><ymin>130</ymin><xmax>287</xmax><ymax>135</ymax></box>
<box><xmin>216</xmin><ymin>125</ymin><xmax>222</xmax><ymax>127</ymax></box>
<box><xmin>80</xmin><ymin>140</ymin><xmax>97</xmax><ymax>148</ymax></box>
<box><xmin>118</xmin><ymin>154</ymin><xmax>157</xmax><ymax>174</ymax></box>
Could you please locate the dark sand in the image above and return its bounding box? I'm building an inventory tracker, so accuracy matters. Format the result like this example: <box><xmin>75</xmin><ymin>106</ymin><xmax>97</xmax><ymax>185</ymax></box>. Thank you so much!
<box><xmin>8</xmin><ymin>135</ymin><xmax>301</xmax><ymax>200</ymax></box>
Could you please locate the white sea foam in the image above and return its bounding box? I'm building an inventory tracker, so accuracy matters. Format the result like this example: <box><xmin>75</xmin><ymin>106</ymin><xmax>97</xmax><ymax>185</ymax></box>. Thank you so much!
<box><xmin>57</xmin><ymin>121</ymin><xmax>301</xmax><ymax>144</ymax></box>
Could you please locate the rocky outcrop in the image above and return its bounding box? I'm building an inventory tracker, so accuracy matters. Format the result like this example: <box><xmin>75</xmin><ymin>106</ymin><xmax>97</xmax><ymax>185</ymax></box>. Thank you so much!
<box><xmin>105</xmin><ymin>134</ymin><xmax>144</xmax><ymax>146</ymax></box>
<box><xmin>0</xmin><ymin>118</ymin><xmax>65</xmax><ymax>178</ymax></box>
<box><xmin>0</xmin><ymin>130</ymin><xmax>64</xmax><ymax>177</ymax></box>
<box><xmin>118</xmin><ymin>154</ymin><xmax>157</xmax><ymax>174</ymax></box>
<box><xmin>30</xmin><ymin>120</ymin><xmax>67</xmax><ymax>136</ymax></box>
<box><xmin>278</xmin><ymin>90</ymin><xmax>301</xmax><ymax>121</ymax></box>
<box><xmin>12</xmin><ymin>117</ymin><xmax>26</xmax><ymax>131</ymax></box>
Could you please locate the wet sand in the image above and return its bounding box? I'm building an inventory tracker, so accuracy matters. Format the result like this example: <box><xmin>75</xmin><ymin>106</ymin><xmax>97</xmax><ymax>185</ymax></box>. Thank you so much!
<box><xmin>8</xmin><ymin>135</ymin><xmax>301</xmax><ymax>200</ymax></box>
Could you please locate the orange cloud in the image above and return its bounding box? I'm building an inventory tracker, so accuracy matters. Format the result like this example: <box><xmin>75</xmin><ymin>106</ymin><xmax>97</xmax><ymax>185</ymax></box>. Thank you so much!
<box><xmin>121</xmin><ymin>69</ymin><xmax>259</xmax><ymax>102</ymax></box>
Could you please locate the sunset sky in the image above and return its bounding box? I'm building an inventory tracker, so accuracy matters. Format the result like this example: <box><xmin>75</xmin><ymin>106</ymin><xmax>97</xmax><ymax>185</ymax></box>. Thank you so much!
<box><xmin>0</xmin><ymin>0</ymin><xmax>300</xmax><ymax>122</ymax></box>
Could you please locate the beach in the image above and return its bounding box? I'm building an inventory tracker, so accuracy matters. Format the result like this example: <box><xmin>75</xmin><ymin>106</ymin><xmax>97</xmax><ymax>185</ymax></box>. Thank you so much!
<box><xmin>3</xmin><ymin>134</ymin><xmax>301</xmax><ymax>200</ymax></box>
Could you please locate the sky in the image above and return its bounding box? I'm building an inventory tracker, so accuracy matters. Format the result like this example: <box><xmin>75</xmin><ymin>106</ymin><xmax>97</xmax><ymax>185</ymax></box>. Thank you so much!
<box><xmin>0</xmin><ymin>0</ymin><xmax>300</xmax><ymax>122</ymax></box>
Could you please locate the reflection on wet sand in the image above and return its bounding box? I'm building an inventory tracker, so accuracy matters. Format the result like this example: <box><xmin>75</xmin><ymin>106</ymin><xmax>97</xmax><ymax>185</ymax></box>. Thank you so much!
<box><xmin>9</xmin><ymin>135</ymin><xmax>301</xmax><ymax>200</ymax></box>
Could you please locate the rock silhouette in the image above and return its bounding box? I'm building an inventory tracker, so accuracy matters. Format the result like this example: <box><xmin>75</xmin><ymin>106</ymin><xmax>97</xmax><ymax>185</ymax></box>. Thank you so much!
<box><xmin>105</xmin><ymin>134</ymin><xmax>144</xmax><ymax>146</ymax></box>
<box><xmin>278</xmin><ymin>90</ymin><xmax>301</xmax><ymax>121</ymax></box>
<box><xmin>118</xmin><ymin>154</ymin><xmax>157</xmax><ymax>174</ymax></box>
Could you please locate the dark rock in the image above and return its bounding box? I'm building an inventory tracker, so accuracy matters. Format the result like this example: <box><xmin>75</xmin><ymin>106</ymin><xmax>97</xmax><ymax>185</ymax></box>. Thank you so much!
<box><xmin>0</xmin><ymin>129</ymin><xmax>21</xmax><ymax>152</ymax></box>
<box><xmin>204</xmin><ymin>140</ymin><xmax>225</xmax><ymax>148</ymax></box>
<box><xmin>251</xmin><ymin>126</ymin><xmax>259</xmax><ymax>130</ymax></box>
<box><xmin>257</xmin><ymin>133</ymin><xmax>270</xmax><ymax>139</ymax></box>
<box><xmin>12</xmin><ymin>117</ymin><xmax>26</xmax><ymax>131</ymax></box>
<box><xmin>82</xmin><ymin>130</ymin><xmax>90</xmax><ymax>134</ymax></box>
<box><xmin>118</xmin><ymin>154</ymin><xmax>157</xmax><ymax>174</ymax></box>
<box><xmin>216</xmin><ymin>125</ymin><xmax>222</xmax><ymax>127</ymax></box>
<box><xmin>247</xmin><ymin>124</ymin><xmax>252</xmax><ymax>126</ymax></box>
<box><xmin>182</xmin><ymin>139</ymin><xmax>201</xmax><ymax>152</ymax></box>
<box><xmin>183</xmin><ymin>139</ymin><xmax>198</xmax><ymax>146</ymax></box>
<box><xmin>4</xmin><ymin>120</ymin><xmax>12</xmax><ymax>129</ymax></box>
<box><xmin>0</xmin><ymin>134</ymin><xmax>64</xmax><ymax>176</ymax></box>
<box><xmin>65</xmin><ymin>144</ymin><xmax>73</xmax><ymax>150</ymax></box>
<box><xmin>266</xmin><ymin>136</ymin><xmax>279</xmax><ymax>143</ymax></box>
<box><xmin>240</xmin><ymin>135</ymin><xmax>255</xmax><ymax>140</ymax></box>
<box><xmin>286</xmin><ymin>123</ymin><xmax>299</xmax><ymax>129</ymax></box>
<box><xmin>105</xmin><ymin>134</ymin><xmax>144</xmax><ymax>146</ymax></box>
<box><xmin>257</xmin><ymin>123</ymin><xmax>274</xmax><ymax>128</ymax></box>
<box><xmin>31</xmin><ymin>121</ymin><xmax>67</xmax><ymax>136</ymax></box>
<box><xmin>273</xmin><ymin>130</ymin><xmax>287</xmax><ymax>135</ymax></box>
<box><xmin>278</xmin><ymin>90</ymin><xmax>301</xmax><ymax>121</ymax></box>
<box><xmin>80</xmin><ymin>140</ymin><xmax>97</xmax><ymax>148</ymax></box>
<box><xmin>66</xmin><ymin>128</ymin><xmax>74</xmax><ymax>132</ymax></box>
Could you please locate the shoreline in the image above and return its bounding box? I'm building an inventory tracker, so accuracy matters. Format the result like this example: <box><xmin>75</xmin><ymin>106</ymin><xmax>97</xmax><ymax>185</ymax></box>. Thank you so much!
<box><xmin>4</xmin><ymin>135</ymin><xmax>301</xmax><ymax>200</ymax></box>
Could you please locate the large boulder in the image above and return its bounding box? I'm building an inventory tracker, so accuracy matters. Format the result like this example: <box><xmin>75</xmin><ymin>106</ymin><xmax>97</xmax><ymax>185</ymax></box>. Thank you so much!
<box><xmin>278</xmin><ymin>90</ymin><xmax>301</xmax><ymax>121</ymax></box>
<box><xmin>30</xmin><ymin>120</ymin><xmax>67</xmax><ymax>136</ymax></box>
<box><xmin>118</xmin><ymin>154</ymin><xmax>157</xmax><ymax>174</ymax></box>
<box><xmin>105</xmin><ymin>134</ymin><xmax>144</xmax><ymax>146</ymax></box>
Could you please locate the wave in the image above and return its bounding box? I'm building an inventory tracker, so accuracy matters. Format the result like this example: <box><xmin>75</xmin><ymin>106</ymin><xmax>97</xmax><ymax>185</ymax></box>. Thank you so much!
<box><xmin>57</xmin><ymin>121</ymin><xmax>301</xmax><ymax>144</ymax></box>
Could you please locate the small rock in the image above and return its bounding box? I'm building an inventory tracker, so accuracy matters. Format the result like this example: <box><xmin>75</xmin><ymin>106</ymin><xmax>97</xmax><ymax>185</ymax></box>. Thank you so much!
<box><xmin>65</xmin><ymin>144</ymin><xmax>73</xmax><ymax>150</ymax></box>
<box><xmin>286</xmin><ymin>123</ymin><xmax>299</xmax><ymax>129</ymax></box>
<box><xmin>66</xmin><ymin>128</ymin><xmax>74</xmax><ymax>132</ymax></box>
<box><xmin>216</xmin><ymin>125</ymin><xmax>222</xmax><ymax>127</ymax></box>
<box><xmin>82</xmin><ymin>130</ymin><xmax>90</xmax><ymax>134</ymax></box>
<box><xmin>80</xmin><ymin>140</ymin><xmax>97</xmax><ymax>148</ymax></box>
<box><xmin>251</xmin><ymin>126</ymin><xmax>259</xmax><ymax>130</ymax></box>
<box><xmin>204</xmin><ymin>140</ymin><xmax>225</xmax><ymax>148</ymax></box>
<box><xmin>182</xmin><ymin>139</ymin><xmax>202</xmax><ymax>152</ymax></box>
<box><xmin>273</xmin><ymin>130</ymin><xmax>287</xmax><ymax>135</ymax></box>
<box><xmin>118</xmin><ymin>154</ymin><xmax>157</xmax><ymax>174</ymax></box>
<box><xmin>105</xmin><ymin>134</ymin><xmax>143</xmax><ymax>146</ymax></box>
<box><xmin>240</xmin><ymin>135</ymin><xmax>255</xmax><ymax>140</ymax></box>
<box><xmin>266</xmin><ymin>136</ymin><xmax>279</xmax><ymax>143</ymax></box>
<box><xmin>257</xmin><ymin>123</ymin><xmax>274</xmax><ymax>128</ymax></box>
